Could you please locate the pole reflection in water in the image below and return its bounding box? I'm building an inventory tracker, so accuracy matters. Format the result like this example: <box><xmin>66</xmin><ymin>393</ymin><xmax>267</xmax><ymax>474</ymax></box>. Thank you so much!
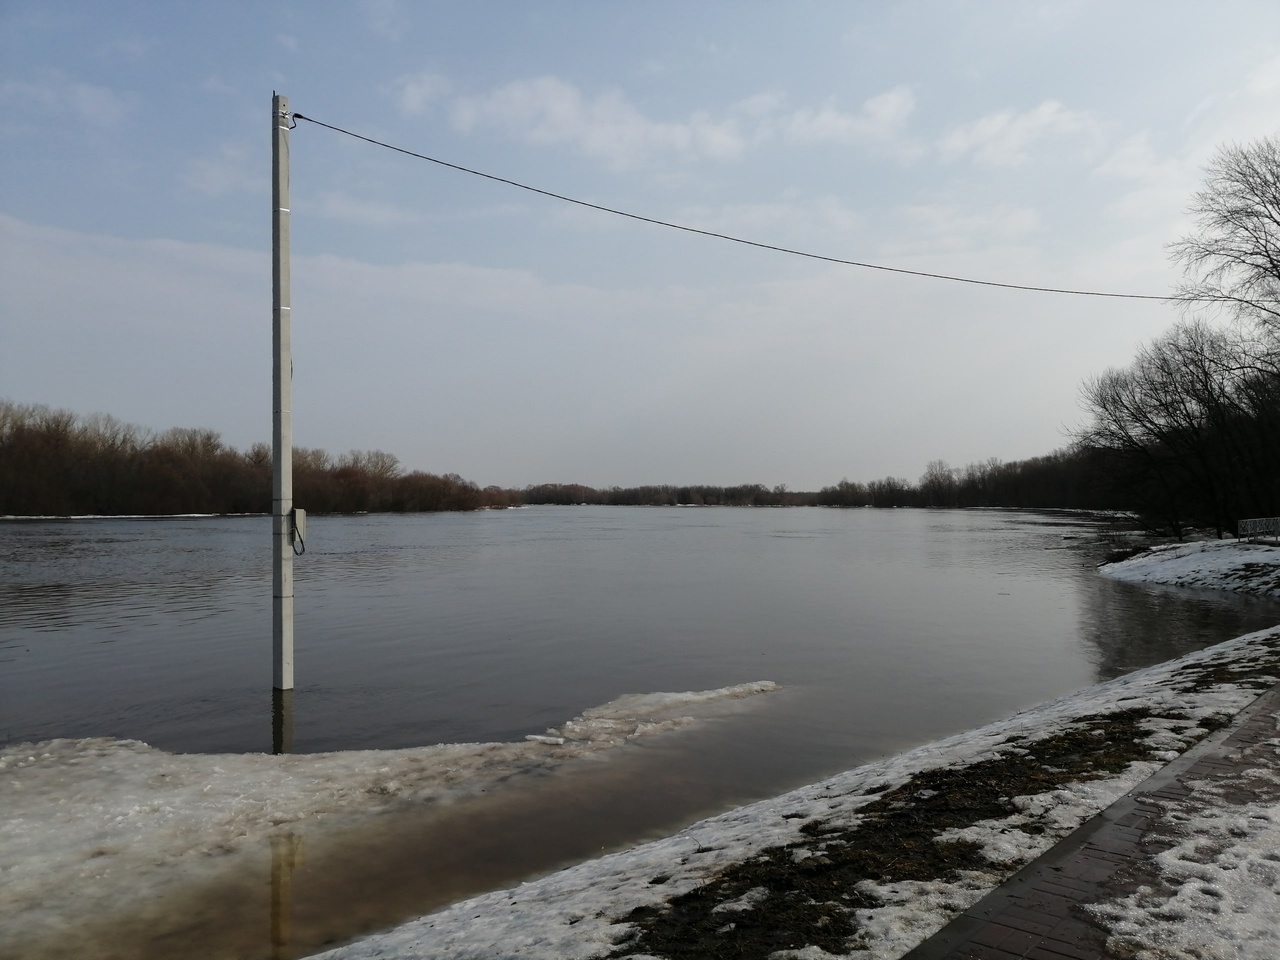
<box><xmin>270</xmin><ymin>833</ymin><xmax>301</xmax><ymax>960</ymax></box>
<box><xmin>272</xmin><ymin>688</ymin><xmax>297</xmax><ymax>957</ymax></box>
<box><xmin>273</xmin><ymin>688</ymin><xmax>294</xmax><ymax>755</ymax></box>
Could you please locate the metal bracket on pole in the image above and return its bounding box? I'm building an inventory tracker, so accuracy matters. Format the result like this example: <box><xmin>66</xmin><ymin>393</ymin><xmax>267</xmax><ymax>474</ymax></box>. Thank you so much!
<box><xmin>272</xmin><ymin>93</ymin><xmax>294</xmax><ymax>696</ymax></box>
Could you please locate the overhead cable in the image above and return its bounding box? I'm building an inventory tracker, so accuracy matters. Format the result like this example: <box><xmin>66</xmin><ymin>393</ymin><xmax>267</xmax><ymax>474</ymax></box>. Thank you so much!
<box><xmin>292</xmin><ymin>112</ymin><xmax>1212</xmax><ymax>303</ymax></box>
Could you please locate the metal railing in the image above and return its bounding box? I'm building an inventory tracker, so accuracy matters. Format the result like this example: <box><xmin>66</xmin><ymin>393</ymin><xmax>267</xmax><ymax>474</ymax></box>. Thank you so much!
<box><xmin>1238</xmin><ymin>516</ymin><xmax>1280</xmax><ymax>541</ymax></box>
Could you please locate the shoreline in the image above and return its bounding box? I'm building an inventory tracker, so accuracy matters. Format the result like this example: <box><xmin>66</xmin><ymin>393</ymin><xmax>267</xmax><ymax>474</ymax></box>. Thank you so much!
<box><xmin>3</xmin><ymin>538</ymin><xmax>1277</xmax><ymax>959</ymax></box>
<box><xmin>315</xmin><ymin>625</ymin><xmax>1280</xmax><ymax>960</ymax></box>
<box><xmin>314</xmin><ymin>539</ymin><xmax>1279</xmax><ymax>959</ymax></box>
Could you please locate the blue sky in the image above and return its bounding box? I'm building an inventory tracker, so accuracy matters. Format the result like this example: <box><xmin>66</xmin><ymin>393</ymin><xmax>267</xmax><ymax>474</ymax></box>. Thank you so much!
<box><xmin>3</xmin><ymin>1</ymin><xmax>1278</xmax><ymax>489</ymax></box>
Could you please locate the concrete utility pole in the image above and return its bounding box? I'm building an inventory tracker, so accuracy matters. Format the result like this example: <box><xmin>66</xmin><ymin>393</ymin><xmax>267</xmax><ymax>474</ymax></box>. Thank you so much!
<box><xmin>272</xmin><ymin>93</ymin><xmax>295</xmax><ymax>708</ymax></box>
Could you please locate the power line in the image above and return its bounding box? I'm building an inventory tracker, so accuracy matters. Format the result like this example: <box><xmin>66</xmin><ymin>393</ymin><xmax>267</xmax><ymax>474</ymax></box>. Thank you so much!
<box><xmin>292</xmin><ymin>111</ymin><xmax>1199</xmax><ymax>303</ymax></box>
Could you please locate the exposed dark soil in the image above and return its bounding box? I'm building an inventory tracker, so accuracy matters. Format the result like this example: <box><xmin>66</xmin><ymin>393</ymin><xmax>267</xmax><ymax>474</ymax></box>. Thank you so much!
<box><xmin>1173</xmin><ymin>634</ymin><xmax>1280</xmax><ymax>693</ymax></box>
<box><xmin>1101</xmin><ymin>545</ymin><xmax>1151</xmax><ymax>565</ymax></box>
<box><xmin>609</xmin><ymin>709</ymin><xmax>1170</xmax><ymax>960</ymax></box>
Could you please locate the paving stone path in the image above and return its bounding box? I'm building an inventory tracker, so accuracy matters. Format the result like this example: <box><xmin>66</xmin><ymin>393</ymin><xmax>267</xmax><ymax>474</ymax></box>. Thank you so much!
<box><xmin>902</xmin><ymin>683</ymin><xmax>1280</xmax><ymax>960</ymax></box>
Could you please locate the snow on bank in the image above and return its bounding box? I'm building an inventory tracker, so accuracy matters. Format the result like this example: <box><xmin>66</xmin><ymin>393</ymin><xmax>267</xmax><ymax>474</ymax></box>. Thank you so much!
<box><xmin>7</xmin><ymin>539</ymin><xmax>1280</xmax><ymax>959</ymax></box>
<box><xmin>1100</xmin><ymin>537</ymin><xmax>1280</xmax><ymax>597</ymax></box>
<box><xmin>1088</xmin><ymin>729</ymin><xmax>1280</xmax><ymax>960</ymax></box>
<box><xmin>0</xmin><ymin>682</ymin><xmax>776</xmax><ymax>951</ymax></box>
<box><xmin>318</xmin><ymin>626</ymin><xmax>1280</xmax><ymax>960</ymax></box>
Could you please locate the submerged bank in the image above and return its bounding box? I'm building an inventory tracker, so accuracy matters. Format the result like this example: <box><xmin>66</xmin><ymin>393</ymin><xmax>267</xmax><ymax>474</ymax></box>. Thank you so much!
<box><xmin>0</xmin><ymin>684</ymin><xmax>780</xmax><ymax>959</ymax></box>
<box><xmin>312</xmin><ymin>539</ymin><xmax>1280</xmax><ymax>959</ymax></box>
<box><xmin>3</xmin><ymin>538</ymin><xmax>1278</xmax><ymax>959</ymax></box>
<box><xmin>313</xmin><ymin>625</ymin><xmax>1280</xmax><ymax>960</ymax></box>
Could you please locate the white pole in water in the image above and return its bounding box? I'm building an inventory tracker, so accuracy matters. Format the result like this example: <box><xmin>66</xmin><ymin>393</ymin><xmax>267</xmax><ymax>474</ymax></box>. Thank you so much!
<box><xmin>272</xmin><ymin>93</ymin><xmax>294</xmax><ymax>696</ymax></box>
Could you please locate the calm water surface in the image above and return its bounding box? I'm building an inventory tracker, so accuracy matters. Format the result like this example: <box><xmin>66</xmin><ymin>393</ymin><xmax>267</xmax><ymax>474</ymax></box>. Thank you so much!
<box><xmin>5</xmin><ymin>507</ymin><xmax>1280</xmax><ymax>959</ymax></box>
<box><xmin>4</xmin><ymin>507</ymin><xmax>1277</xmax><ymax>767</ymax></box>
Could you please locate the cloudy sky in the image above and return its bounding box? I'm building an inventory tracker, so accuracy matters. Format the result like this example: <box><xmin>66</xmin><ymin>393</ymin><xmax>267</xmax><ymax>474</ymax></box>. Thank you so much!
<box><xmin>2</xmin><ymin>2</ymin><xmax>1278</xmax><ymax>489</ymax></box>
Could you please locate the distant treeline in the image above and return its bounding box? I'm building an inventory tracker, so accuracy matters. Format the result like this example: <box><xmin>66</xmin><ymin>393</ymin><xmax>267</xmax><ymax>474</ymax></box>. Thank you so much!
<box><xmin>813</xmin><ymin>449</ymin><xmax>1124</xmax><ymax>510</ymax></box>
<box><xmin>3</xmin><ymin>398</ymin><xmax>1126</xmax><ymax>519</ymax></box>
<box><xmin>3</xmin><ymin>386</ymin><xmax>1274</xmax><ymax>533</ymax></box>
<box><xmin>522</xmin><ymin>482</ymin><xmax>801</xmax><ymax>507</ymax></box>
<box><xmin>521</xmin><ymin>452</ymin><xmax>1122</xmax><ymax>510</ymax></box>
<box><xmin>0</xmin><ymin>401</ymin><xmax>501</xmax><ymax>516</ymax></box>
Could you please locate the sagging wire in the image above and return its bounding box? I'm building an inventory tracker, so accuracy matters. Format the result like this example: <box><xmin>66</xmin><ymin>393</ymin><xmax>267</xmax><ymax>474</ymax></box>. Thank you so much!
<box><xmin>290</xmin><ymin>111</ymin><xmax>1235</xmax><ymax>304</ymax></box>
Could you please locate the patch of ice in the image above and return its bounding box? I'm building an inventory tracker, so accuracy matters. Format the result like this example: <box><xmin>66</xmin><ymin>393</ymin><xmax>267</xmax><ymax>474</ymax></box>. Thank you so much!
<box><xmin>0</xmin><ymin>681</ymin><xmax>778</xmax><ymax>955</ymax></box>
<box><xmin>582</xmin><ymin>681</ymin><xmax>779</xmax><ymax>721</ymax></box>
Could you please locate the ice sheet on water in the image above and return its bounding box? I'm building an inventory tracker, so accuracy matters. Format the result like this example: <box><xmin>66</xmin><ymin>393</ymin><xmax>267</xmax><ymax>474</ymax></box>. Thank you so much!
<box><xmin>527</xmin><ymin>681</ymin><xmax>780</xmax><ymax>745</ymax></box>
<box><xmin>583</xmin><ymin>681</ymin><xmax>779</xmax><ymax>719</ymax></box>
<box><xmin>0</xmin><ymin>680</ymin><xmax>778</xmax><ymax>951</ymax></box>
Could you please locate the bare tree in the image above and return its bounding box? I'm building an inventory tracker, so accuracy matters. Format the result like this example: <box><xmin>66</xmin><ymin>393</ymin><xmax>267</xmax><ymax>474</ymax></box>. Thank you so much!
<box><xmin>1078</xmin><ymin>319</ymin><xmax>1280</xmax><ymax>535</ymax></box>
<box><xmin>294</xmin><ymin>446</ymin><xmax>334</xmax><ymax>472</ymax></box>
<box><xmin>1170</xmin><ymin>135</ymin><xmax>1280</xmax><ymax>333</ymax></box>
<box><xmin>157</xmin><ymin>426</ymin><xmax>224</xmax><ymax>460</ymax></box>
<box><xmin>918</xmin><ymin>459</ymin><xmax>958</xmax><ymax>507</ymax></box>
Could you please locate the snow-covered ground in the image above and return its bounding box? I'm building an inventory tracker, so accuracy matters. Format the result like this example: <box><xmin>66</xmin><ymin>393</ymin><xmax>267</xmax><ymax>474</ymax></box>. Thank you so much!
<box><xmin>1100</xmin><ymin>537</ymin><xmax>1280</xmax><ymax>597</ymax></box>
<box><xmin>4</xmin><ymin>540</ymin><xmax>1278</xmax><ymax>959</ymax></box>
<box><xmin>312</xmin><ymin>623</ymin><xmax>1280</xmax><ymax>960</ymax></box>
<box><xmin>1086</xmin><ymin>727</ymin><xmax>1280</xmax><ymax>960</ymax></box>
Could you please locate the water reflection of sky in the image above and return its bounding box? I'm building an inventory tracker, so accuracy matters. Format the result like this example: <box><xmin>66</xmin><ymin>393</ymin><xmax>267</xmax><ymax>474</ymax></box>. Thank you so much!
<box><xmin>2</xmin><ymin>510</ymin><xmax>1277</xmax><ymax>771</ymax></box>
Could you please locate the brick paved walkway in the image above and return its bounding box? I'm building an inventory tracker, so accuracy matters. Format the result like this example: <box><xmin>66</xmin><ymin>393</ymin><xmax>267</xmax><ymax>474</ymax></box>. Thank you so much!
<box><xmin>902</xmin><ymin>682</ymin><xmax>1280</xmax><ymax>960</ymax></box>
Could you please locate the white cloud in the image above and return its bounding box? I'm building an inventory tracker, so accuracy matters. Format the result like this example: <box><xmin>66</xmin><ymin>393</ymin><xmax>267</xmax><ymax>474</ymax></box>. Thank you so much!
<box><xmin>200</xmin><ymin>75</ymin><xmax>237</xmax><ymax>96</ymax></box>
<box><xmin>674</xmin><ymin>194</ymin><xmax>862</xmax><ymax>241</ymax></box>
<box><xmin>394</xmin><ymin>72</ymin><xmax>451</xmax><ymax>116</ymax></box>
<box><xmin>277</xmin><ymin>34</ymin><xmax>299</xmax><ymax>53</ymax></box>
<box><xmin>446</xmin><ymin>78</ymin><xmax>927</xmax><ymax>169</ymax></box>
<box><xmin>0</xmin><ymin>214</ymin><xmax>266</xmax><ymax>446</ymax></box>
<box><xmin>782</xmin><ymin>86</ymin><xmax>917</xmax><ymax>147</ymax></box>
<box><xmin>887</xmin><ymin>204</ymin><xmax>1042</xmax><ymax>256</ymax></box>
<box><xmin>912</xmin><ymin>203</ymin><xmax>1039</xmax><ymax>237</ymax></box>
<box><xmin>364</xmin><ymin>0</ymin><xmax>407</xmax><ymax>41</ymax></box>
<box><xmin>1089</xmin><ymin>52</ymin><xmax>1280</xmax><ymax>244</ymax></box>
<box><xmin>183</xmin><ymin>144</ymin><xmax>261</xmax><ymax>197</ymax></box>
<box><xmin>734</xmin><ymin>92</ymin><xmax>785</xmax><ymax>119</ymax></box>
<box><xmin>1093</xmin><ymin>133</ymin><xmax>1161</xmax><ymax>181</ymax></box>
<box><xmin>1182</xmin><ymin>52</ymin><xmax>1280</xmax><ymax>165</ymax></box>
<box><xmin>313</xmin><ymin>191</ymin><xmax>420</xmax><ymax>226</ymax></box>
<box><xmin>940</xmin><ymin>100</ymin><xmax>1098</xmax><ymax>167</ymax></box>
<box><xmin>0</xmin><ymin>73</ymin><xmax>132</xmax><ymax>128</ymax></box>
<box><xmin>1093</xmin><ymin>133</ymin><xmax>1196</xmax><ymax>225</ymax></box>
<box><xmin>450</xmin><ymin>76</ymin><xmax>746</xmax><ymax>169</ymax></box>
<box><xmin>98</xmin><ymin>35</ymin><xmax>152</xmax><ymax>60</ymax></box>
